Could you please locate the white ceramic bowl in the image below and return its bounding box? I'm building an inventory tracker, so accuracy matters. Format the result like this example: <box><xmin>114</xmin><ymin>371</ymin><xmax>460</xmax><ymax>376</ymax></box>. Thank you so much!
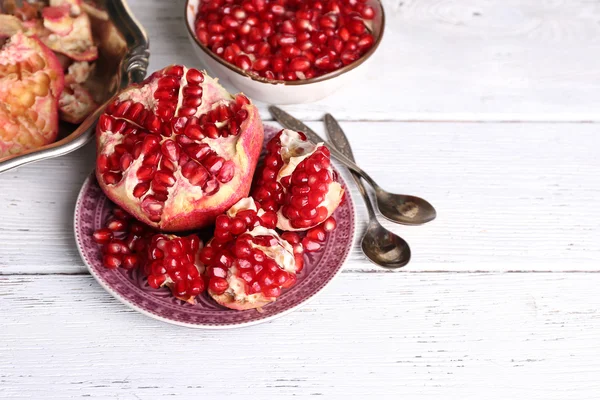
<box><xmin>184</xmin><ymin>0</ymin><xmax>385</xmax><ymax>105</ymax></box>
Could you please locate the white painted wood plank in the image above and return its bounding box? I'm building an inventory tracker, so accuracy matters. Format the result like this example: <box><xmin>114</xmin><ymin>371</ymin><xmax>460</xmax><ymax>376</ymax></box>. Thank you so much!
<box><xmin>1</xmin><ymin>273</ymin><xmax>599</xmax><ymax>399</ymax></box>
<box><xmin>1</xmin><ymin>122</ymin><xmax>599</xmax><ymax>274</ymax></box>
<box><xmin>128</xmin><ymin>0</ymin><xmax>600</xmax><ymax>121</ymax></box>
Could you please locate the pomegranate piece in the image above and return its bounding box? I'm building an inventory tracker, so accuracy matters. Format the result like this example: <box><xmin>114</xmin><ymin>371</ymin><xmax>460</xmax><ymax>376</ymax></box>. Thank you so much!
<box><xmin>41</xmin><ymin>12</ymin><xmax>98</xmax><ymax>61</ymax></box>
<box><xmin>145</xmin><ymin>233</ymin><xmax>206</xmax><ymax>304</ymax></box>
<box><xmin>59</xmin><ymin>82</ymin><xmax>97</xmax><ymax>124</ymax></box>
<box><xmin>42</xmin><ymin>5</ymin><xmax>74</xmax><ymax>36</ymax></box>
<box><xmin>201</xmin><ymin>197</ymin><xmax>300</xmax><ymax>310</ymax></box>
<box><xmin>96</xmin><ymin>65</ymin><xmax>264</xmax><ymax>232</ymax></box>
<box><xmin>194</xmin><ymin>0</ymin><xmax>376</xmax><ymax>81</ymax></box>
<box><xmin>0</xmin><ymin>32</ymin><xmax>64</xmax><ymax>158</ymax></box>
<box><xmin>252</xmin><ymin>129</ymin><xmax>344</xmax><ymax>231</ymax></box>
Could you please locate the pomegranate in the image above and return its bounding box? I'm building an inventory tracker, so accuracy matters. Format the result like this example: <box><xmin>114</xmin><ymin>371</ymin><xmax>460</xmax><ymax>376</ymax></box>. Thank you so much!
<box><xmin>145</xmin><ymin>233</ymin><xmax>205</xmax><ymax>304</ymax></box>
<box><xmin>200</xmin><ymin>198</ymin><xmax>301</xmax><ymax>310</ymax></box>
<box><xmin>0</xmin><ymin>32</ymin><xmax>64</xmax><ymax>158</ymax></box>
<box><xmin>252</xmin><ymin>129</ymin><xmax>344</xmax><ymax>231</ymax></box>
<box><xmin>95</xmin><ymin>65</ymin><xmax>264</xmax><ymax>232</ymax></box>
<box><xmin>194</xmin><ymin>0</ymin><xmax>376</xmax><ymax>81</ymax></box>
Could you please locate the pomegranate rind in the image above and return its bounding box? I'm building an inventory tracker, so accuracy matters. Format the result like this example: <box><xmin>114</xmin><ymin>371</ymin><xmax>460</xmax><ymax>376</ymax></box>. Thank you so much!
<box><xmin>0</xmin><ymin>32</ymin><xmax>64</xmax><ymax>158</ymax></box>
<box><xmin>96</xmin><ymin>66</ymin><xmax>264</xmax><ymax>232</ymax></box>
<box><xmin>41</xmin><ymin>13</ymin><xmax>98</xmax><ymax>61</ymax></box>
<box><xmin>42</xmin><ymin>5</ymin><xmax>74</xmax><ymax>36</ymax></box>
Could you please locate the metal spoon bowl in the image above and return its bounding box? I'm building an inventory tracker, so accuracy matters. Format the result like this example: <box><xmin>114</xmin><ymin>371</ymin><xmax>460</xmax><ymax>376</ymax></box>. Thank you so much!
<box><xmin>361</xmin><ymin>221</ymin><xmax>411</xmax><ymax>269</ymax></box>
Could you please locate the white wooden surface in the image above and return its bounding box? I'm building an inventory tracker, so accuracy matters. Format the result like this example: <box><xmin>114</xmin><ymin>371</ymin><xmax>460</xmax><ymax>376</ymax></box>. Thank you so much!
<box><xmin>1</xmin><ymin>0</ymin><xmax>600</xmax><ymax>399</ymax></box>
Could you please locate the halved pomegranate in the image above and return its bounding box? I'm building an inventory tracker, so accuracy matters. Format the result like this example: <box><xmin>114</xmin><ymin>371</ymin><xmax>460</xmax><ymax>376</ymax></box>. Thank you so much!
<box><xmin>200</xmin><ymin>198</ymin><xmax>301</xmax><ymax>310</ymax></box>
<box><xmin>252</xmin><ymin>129</ymin><xmax>344</xmax><ymax>231</ymax></box>
<box><xmin>96</xmin><ymin>65</ymin><xmax>264</xmax><ymax>232</ymax></box>
<box><xmin>0</xmin><ymin>32</ymin><xmax>64</xmax><ymax>158</ymax></box>
<box><xmin>145</xmin><ymin>233</ymin><xmax>205</xmax><ymax>304</ymax></box>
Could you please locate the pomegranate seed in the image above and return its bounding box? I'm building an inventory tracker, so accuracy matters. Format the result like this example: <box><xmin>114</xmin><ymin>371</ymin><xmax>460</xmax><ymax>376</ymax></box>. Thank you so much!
<box><xmin>235</xmin><ymin>54</ymin><xmax>252</xmax><ymax>70</ymax></box>
<box><xmin>122</xmin><ymin>255</ymin><xmax>139</xmax><ymax>270</ymax></box>
<box><xmin>281</xmin><ymin>232</ymin><xmax>301</xmax><ymax>245</ymax></box>
<box><xmin>103</xmin><ymin>254</ymin><xmax>122</xmax><ymax>269</ymax></box>
<box><xmin>323</xmin><ymin>216</ymin><xmax>337</xmax><ymax>232</ymax></box>
<box><xmin>302</xmin><ymin>238</ymin><xmax>322</xmax><ymax>253</ymax></box>
<box><xmin>93</xmin><ymin>228</ymin><xmax>113</xmax><ymax>244</ymax></box>
<box><xmin>133</xmin><ymin>182</ymin><xmax>150</xmax><ymax>198</ymax></box>
<box><xmin>361</xmin><ymin>5</ymin><xmax>375</xmax><ymax>19</ymax></box>
<box><xmin>307</xmin><ymin>226</ymin><xmax>326</xmax><ymax>242</ymax></box>
<box><xmin>289</xmin><ymin>56</ymin><xmax>311</xmax><ymax>72</ymax></box>
<box><xmin>209</xmin><ymin>277</ymin><xmax>229</xmax><ymax>294</ymax></box>
<box><xmin>262</xmin><ymin>286</ymin><xmax>281</xmax><ymax>297</ymax></box>
<box><xmin>186</xmin><ymin>68</ymin><xmax>204</xmax><ymax>84</ymax></box>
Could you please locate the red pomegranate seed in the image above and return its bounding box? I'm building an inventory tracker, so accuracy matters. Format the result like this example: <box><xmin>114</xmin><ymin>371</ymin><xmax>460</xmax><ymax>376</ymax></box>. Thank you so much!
<box><xmin>209</xmin><ymin>277</ymin><xmax>229</xmax><ymax>294</ymax></box>
<box><xmin>281</xmin><ymin>232</ymin><xmax>301</xmax><ymax>245</ymax></box>
<box><xmin>186</xmin><ymin>68</ymin><xmax>204</xmax><ymax>84</ymax></box>
<box><xmin>122</xmin><ymin>255</ymin><xmax>139</xmax><ymax>270</ymax></box>
<box><xmin>103</xmin><ymin>254</ymin><xmax>122</xmax><ymax>269</ymax></box>
<box><xmin>302</xmin><ymin>238</ymin><xmax>322</xmax><ymax>253</ymax></box>
<box><xmin>323</xmin><ymin>216</ymin><xmax>337</xmax><ymax>232</ymax></box>
<box><xmin>307</xmin><ymin>226</ymin><xmax>326</xmax><ymax>242</ymax></box>
<box><xmin>93</xmin><ymin>228</ymin><xmax>113</xmax><ymax>244</ymax></box>
<box><xmin>262</xmin><ymin>286</ymin><xmax>281</xmax><ymax>297</ymax></box>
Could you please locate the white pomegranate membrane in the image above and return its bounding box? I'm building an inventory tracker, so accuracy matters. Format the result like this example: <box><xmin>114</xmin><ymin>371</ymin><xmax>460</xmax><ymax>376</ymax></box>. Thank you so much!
<box><xmin>193</xmin><ymin>0</ymin><xmax>376</xmax><ymax>81</ymax></box>
<box><xmin>96</xmin><ymin>65</ymin><xmax>264</xmax><ymax>232</ymax></box>
<box><xmin>252</xmin><ymin>129</ymin><xmax>344</xmax><ymax>231</ymax></box>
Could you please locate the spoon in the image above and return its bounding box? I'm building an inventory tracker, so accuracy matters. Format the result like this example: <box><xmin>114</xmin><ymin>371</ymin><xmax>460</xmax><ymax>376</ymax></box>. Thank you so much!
<box><xmin>269</xmin><ymin>106</ymin><xmax>437</xmax><ymax>225</ymax></box>
<box><xmin>324</xmin><ymin>114</ymin><xmax>411</xmax><ymax>268</ymax></box>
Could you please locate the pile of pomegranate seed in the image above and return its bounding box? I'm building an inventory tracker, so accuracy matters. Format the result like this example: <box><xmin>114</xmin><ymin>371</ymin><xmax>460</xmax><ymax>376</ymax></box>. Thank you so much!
<box><xmin>145</xmin><ymin>234</ymin><xmax>205</xmax><ymax>303</ymax></box>
<box><xmin>92</xmin><ymin>207</ymin><xmax>157</xmax><ymax>270</ymax></box>
<box><xmin>194</xmin><ymin>0</ymin><xmax>376</xmax><ymax>81</ymax></box>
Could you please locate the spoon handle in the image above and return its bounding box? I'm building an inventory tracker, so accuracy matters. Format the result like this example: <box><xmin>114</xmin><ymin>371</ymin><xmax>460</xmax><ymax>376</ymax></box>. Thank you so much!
<box><xmin>323</xmin><ymin>114</ymin><xmax>377</xmax><ymax>221</ymax></box>
<box><xmin>269</xmin><ymin>106</ymin><xmax>379</xmax><ymax>189</ymax></box>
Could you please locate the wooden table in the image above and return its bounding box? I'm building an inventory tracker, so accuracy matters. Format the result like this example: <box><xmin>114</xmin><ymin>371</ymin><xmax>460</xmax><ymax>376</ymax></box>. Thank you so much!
<box><xmin>2</xmin><ymin>1</ymin><xmax>599</xmax><ymax>398</ymax></box>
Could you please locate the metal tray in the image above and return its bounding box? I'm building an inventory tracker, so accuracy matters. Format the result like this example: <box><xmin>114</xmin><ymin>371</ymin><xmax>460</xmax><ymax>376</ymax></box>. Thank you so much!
<box><xmin>0</xmin><ymin>0</ymin><xmax>149</xmax><ymax>173</ymax></box>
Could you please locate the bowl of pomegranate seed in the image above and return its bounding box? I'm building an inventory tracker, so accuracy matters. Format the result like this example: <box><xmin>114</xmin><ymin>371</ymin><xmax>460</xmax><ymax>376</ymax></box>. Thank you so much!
<box><xmin>184</xmin><ymin>0</ymin><xmax>384</xmax><ymax>104</ymax></box>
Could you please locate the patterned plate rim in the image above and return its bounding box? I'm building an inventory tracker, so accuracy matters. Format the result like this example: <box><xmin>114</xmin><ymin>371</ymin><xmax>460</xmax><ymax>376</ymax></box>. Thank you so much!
<box><xmin>74</xmin><ymin>166</ymin><xmax>356</xmax><ymax>329</ymax></box>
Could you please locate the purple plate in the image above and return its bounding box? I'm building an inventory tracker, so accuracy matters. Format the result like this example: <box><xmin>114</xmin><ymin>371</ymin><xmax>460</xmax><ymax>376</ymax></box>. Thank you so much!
<box><xmin>74</xmin><ymin>125</ymin><xmax>356</xmax><ymax>328</ymax></box>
